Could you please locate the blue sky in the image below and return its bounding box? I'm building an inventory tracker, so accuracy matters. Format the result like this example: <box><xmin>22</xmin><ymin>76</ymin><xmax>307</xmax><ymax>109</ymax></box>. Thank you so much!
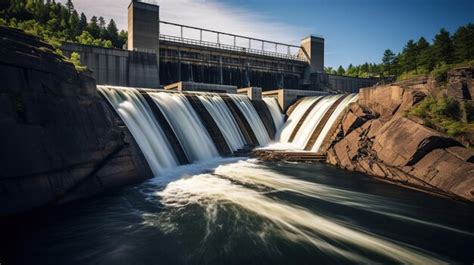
<box><xmin>67</xmin><ymin>0</ymin><xmax>473</xmax><ymax>68</ymax></box>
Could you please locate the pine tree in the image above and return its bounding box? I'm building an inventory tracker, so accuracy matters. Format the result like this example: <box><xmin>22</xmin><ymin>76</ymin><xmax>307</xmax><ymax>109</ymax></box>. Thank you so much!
<box><xmin>79</xmin><ymin>12</ymin><xmax>87</xmax><ymax>31</ymax></box>
<box><xmin>401</xmin><ymin>40</ymin><xmax>418</xmax><ymax>73</ymax></box>
<box><xmin>65</xmin><ymin>0</ymin><xmax>74</xmax><ymax>14</ymax></box>
<box><xmin>452</xmin><ymin>24</ymin><xmax>474</xmax><ymax>63</ymax></box>
<box><xmin>336</xmin><ymin>65</ymin><xmax>345</xmax><ymax>75</ymax></box>
<box><xmin>382</xmin><ymin>49</ymin><xmax>396</xmax><ymax>76</ymax></box>
<box><xmin>432</xmin><ymin>28</ymin><xmax>454</xmax><ymax>65</ymax></box>
<box><xmin>87</xmin><ymin>16</ymin><xmax>100</xmax><ymax>38</ymax></box>
<box><xmin>106</xmin><ymin>19</ymin><xmax>119</xmax><ymax>47</ymax></box>
<box><xmin>416</xmin><ymin>37</ymin><xmax>433</xmax><ymax>71</ymax></box>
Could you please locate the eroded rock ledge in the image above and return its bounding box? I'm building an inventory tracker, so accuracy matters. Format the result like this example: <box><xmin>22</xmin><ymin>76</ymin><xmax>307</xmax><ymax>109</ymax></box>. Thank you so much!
<box><xmin>0</xmin><ymin>26</ymin><xmax>152</xmax><ymax>215</ymax></box>
<box><xmin>326</xmin><ymin>71</ymin><xmax>474</xmax><ymax>202</ymax></box>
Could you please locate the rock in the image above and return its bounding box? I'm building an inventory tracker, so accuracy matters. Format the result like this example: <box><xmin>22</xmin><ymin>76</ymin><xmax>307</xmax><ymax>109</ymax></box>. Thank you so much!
<box><xmin>373</xmin><ymin>117</ymin><xmax>462</xmax><ymax>167</ymax></box>
<box><xmin>407</xmin><ymin>149</ymin><xmax>474</xmax><ymax>201</ymax></box>
<box><xmin>0</xmin><ymin>26</ymin><xmax>152</xmax><ymax>215</ymax></box>
<box><xmin>359</xmin><ymin>85</ymin><xmax>404</xmax><ymax>119</ymax></box>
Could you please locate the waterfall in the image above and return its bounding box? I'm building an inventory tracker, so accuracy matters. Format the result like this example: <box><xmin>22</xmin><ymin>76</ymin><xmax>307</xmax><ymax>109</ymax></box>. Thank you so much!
<box><xmin>263</xmin><ymin>97</ymin><xmax>285</xmax><ymax>131</ymax></box>
<box><xmin>197</xmin><ymin>94</ymin><xmax>246</xmax><ymax>152</ymax></box>
<box><xmin>272</xmin><ymin>94</ymin><xmax>357</xmax><ymax>151</ymax></box>
<box><xmin>147</xmin><ymin>92</ymin><xmax>219</xmax><ymax>162</ymax></box>
<box><xmin>286</xmin><ymin>96</ymin><xmax>342</xmax><ymax>149</ymax></box>
<box><xmin>276</xmin><ymin>96</ymin><xmax>322</xmax><ymax>144</ymax></box>
<box><xmin>97</xmin><ymin>86</ymin><xmax>178</xmax><ymax>176</ymax></box>
<box><xmin>310</xmin><ymin>94</ymin><xmax>358</xmax><ymax>152</ymax></box>
<box><xmin>228</xmin><ymin>94</ymin><xmax>270</xmax><ymax>145</ymax></box>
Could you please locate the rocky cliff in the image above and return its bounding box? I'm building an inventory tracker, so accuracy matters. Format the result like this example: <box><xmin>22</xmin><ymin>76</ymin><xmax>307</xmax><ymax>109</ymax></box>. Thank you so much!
<box><xmin>326</xmin><ymin>68</ymin><xmax>474</xmax><ymax>202</ymax></box>
<box><xmin>0</xmin><ymin>26</ymin><xmax>152</xmax><ymax>215</ymax></box>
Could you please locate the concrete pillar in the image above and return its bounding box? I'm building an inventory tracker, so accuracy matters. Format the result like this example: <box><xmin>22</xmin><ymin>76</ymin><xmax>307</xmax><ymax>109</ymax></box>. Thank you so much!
<box><xmin>128</xmin><ymin>0</ymin><xmax>160</xmax><ymax>85</ymax></box>
<box><xmin>299</xmin><ymin>36</ymin><xmax>324</xmax><ymax>73</ymax></box>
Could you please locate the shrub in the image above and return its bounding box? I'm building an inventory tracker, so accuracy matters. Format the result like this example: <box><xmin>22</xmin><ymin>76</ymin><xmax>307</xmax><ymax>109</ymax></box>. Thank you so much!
<box><xmin>431</xmin><ymin>63</ymin><xmax>451</xmax><ymax>83</ymax></box>
<box><xmin>430</xmin><ymin>96</ymin><xmax>461</xmax><ymax>119</ymax></box>
<box><xmin>465</xmin><ymin>101</ymin><xmax>474</xmax><ymax>123</ymax></box>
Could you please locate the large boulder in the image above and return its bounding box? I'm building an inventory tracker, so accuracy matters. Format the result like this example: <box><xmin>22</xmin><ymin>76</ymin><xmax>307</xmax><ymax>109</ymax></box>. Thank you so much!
<box><xmin>327</xmin><ymin>82</ymin><xmax>474</xmax><ymax>202</ymax></box>
<box><xmin>0</xmin><ymin>26</ymin><xmax>152</xmax><ymax>215</ymax></box>
<box><xmin>373</xmin><ymin>117</ymin><xmax>462</xmax><ymax>167</ymax></box>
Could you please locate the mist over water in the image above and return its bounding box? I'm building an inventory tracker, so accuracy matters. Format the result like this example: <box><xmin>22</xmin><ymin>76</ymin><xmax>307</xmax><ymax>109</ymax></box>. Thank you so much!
<box><xmin>7</xmin><ymin>159</ymin><xmax>473</xmax><ymax>265</ymax></box>
<box><xmin>10</xmin><ymin>86</ymin><xmax>470</xmax><ymax>264</ymax></box>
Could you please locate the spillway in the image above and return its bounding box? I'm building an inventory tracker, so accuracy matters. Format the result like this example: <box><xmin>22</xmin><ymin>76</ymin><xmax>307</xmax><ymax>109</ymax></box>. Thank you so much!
<box><xmin>228</xmin><ymin>94</ymin><xmax>271</xmax><ymax>146</ymax></box>
<box><xmin>98</xmin><ymin>86</ymin><xmax>178</xmax><ymax>176</ymax></box>
<box><xmin>148</xmin><ymin>92</ymin><xmax>219</xmax><ymax>162</ymax></box>
<box><xmin>197</xmin><ymin>93</ymin><xmax>246</xmax><ymax>152</ymax></box>
<box><xmin>263</xmin><ymin>97</ymin><xmax>285</xmax><ymax>131</ymax></box>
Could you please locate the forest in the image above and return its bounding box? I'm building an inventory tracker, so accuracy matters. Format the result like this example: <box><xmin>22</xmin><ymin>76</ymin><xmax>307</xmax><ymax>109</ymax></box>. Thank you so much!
<box><xmin>0</xmin><ymin>0</ymin><xmax>127</xmax><ymax>49</ymax></box>
<box><xmin>325</xmin><ymin>24</ymin><xmax>474</xmax><ymax>80</ymax></box>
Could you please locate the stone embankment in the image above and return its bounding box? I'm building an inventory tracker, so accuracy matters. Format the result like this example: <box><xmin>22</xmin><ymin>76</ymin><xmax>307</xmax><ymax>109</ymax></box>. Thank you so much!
<box><xmin>326</xmin><ymin>69</ymin><xmax>474</xmax><ymax>202</ymax></box>
<box><xmin>0</xmin><ymin>26</ymin><xmax>152</xmax><ymax>215</ymax></box>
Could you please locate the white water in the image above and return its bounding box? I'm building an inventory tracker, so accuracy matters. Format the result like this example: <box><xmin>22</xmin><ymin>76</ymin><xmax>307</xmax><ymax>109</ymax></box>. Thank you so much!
<box><xmin>276</xmin><ymin>96</ymin><xmax>321</xmax><ymax>145</ymax></box>
<box><xmin>97</xmin><ymin>86</ymin><xmax>177</xmax><ymax>176</ymax></box>
<box><xmin>152</xmin><ymin>159</ymin><xmax>447</xmax><ymax>264</ymax></box>
<box><xmin>263</xmin><ymin>97</ymin><xmax>285</xmax><ymax>131</ymax></box>
<box><xmin>228</xmin><ymin>94</ymin><xmax>270</xmax><ymax>146</ymax></box>
<box><xmin>197</xmin><ymin>94</ymin><xmax>246</xmax><ymax>152</ymax></box>
<box><xmin>148</xmin><ymin>92</ymin><xmax>219</xmax><ymax>162</ymax></box>
<box><xmin>311</xmin><ymin>94</ymin><xmax>358</xmax><ymax>152</ymax></box>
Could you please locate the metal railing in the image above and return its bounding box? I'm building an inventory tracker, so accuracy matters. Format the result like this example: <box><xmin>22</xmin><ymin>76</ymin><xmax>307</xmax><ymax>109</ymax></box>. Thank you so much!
<box><xmin>159</xmin><ymin>21</ymin><xmax>307</xmax><ymax>62</ymax></box>
<box><xmin>159</xmin><ymin>34</ymin><xmax>306</xmax><ymax>62</ymax></box>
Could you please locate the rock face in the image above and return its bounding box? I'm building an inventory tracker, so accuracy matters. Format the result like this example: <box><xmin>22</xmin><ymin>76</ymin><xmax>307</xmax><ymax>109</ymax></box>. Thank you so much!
<box><xmin>0</xmin><ymin>27</ymin><xmax>152</xmax><ymax>215</ymax></box>
<box><xmin>326</xmin><ymin>70</ymin><xmax>474</xmax><ymax>202</ymax></box>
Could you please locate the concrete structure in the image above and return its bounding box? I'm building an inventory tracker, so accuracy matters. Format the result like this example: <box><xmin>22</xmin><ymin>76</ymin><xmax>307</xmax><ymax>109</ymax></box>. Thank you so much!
<box><xmin>164</xmin><ymin>81</ymin><xmax>237</xmax><ymax>93</ymax></box>
<box><xmin>262</xmin><ymin>89</ymin><xmax>329</xmax><ymax>111</ymax></box>
<box><xmin>62</xmin><ymin>43</ymin><xmax>159</xmax><ymax>88</ymax></box>
<box><xmin>299</xmin><ymin>36</ymin><xmax>324</xmax><ymax>73</ymax></box>
<box><xmin>128</xmin><ymin>0</ymin><xmax>160</xmax><ymax>53</ymax></box>
<box><xmin>238</xmin><ymin>87</ymin><xmax>262</xmax><ymax>100</ymax></box>
<box><xmin>60</xmin><ymin>0</ymin><xmax>380</xmax><ymax>92</ymax></box>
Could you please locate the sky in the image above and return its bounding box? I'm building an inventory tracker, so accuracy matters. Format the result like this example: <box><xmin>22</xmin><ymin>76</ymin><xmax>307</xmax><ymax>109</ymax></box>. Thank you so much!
<box><xmin>61</xmin><ymin>0</ymin><xmax>473</xmax><ymax>68</ymax></box>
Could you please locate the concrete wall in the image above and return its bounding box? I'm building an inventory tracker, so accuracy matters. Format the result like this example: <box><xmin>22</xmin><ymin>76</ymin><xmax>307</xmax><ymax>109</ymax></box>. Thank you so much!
<box><xmin>164</xmin><ymin>81</ymin><xmax>237</xmax><ymax>93</ymax></box>
<box><xmin>310</xmin><ymin>72</ymin><xmax>379</xmax><ymax>93</ymax></box>
<box><xmin>238</xmin><ymin>87</ymin><xmax>262</xmax><ymax>100</ymax></box>
<box><xmin>262</xmin><ymin>89</ymin><xmax>329</xmax><ymax>111</ymax></box>
<box><xmin>128</xmin><ymin>1</ymin><xmax>160</xmax><ymax>53</ymax></box>
<box><xmin>299</xmin><ymin>36</ymin><xmax>324</xmax><ymax>73</ymax></box>
<box><xmin>62</xmin><ymin>43</ymin><xmax>160</xmax><ymax>88</ymax></box>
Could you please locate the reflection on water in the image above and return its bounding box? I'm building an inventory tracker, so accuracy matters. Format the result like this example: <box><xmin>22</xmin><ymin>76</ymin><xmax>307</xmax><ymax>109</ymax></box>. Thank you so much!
<box><xmin>2</xmin><ymin>160</ymin><xmax>474</xmax><ymax>265</ymax></box>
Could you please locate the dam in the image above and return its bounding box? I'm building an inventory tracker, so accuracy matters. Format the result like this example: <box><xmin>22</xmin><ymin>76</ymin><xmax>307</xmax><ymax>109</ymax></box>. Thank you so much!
<box><xmin>61</xmin><ymin>0</ymin><xmax>380</xmax><ymax>94</ymax></box>
<box><xmin>1</xmin><ymin>2</ymin><xmax>474</xmax><ymax>265</ymax></box>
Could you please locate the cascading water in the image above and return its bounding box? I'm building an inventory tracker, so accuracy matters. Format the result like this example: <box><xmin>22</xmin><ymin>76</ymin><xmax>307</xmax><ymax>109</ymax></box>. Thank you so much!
<box><xmin>147</xmin><ymin>92</ymin><xmax>219</xmax><ymax>162</ymax></box>
<box><xmin>310</xmin><ymin>94</ymin><xmax>358</xmax><ymax>152</ymax></box>
<box><xmin>290</xmin><ymin>95</ymin><xmax>343</xmax><ymax>149</ymax></box>
<box><xmin>97</xmin><ymin>86</ymin><xmax>178</xmax><ymax>176</ymax></box>
<box><xmin>197</xmin><ymin>93</ymin><xmax>246</xmax><ymax>152</ymax></box>
<box><xmin>263</xmin><ymin>97</ymin><xmax>285</xmax><ymax>131</ymax></box>
<box><xmin>276</xmin><ymin>96</ymin><xmax>322</xmax><ymax>144</ymax></box>
<box><xmin>228</xmin><ymin>94</ymin><xmax>270</xmax><ymax>145</ymax></box>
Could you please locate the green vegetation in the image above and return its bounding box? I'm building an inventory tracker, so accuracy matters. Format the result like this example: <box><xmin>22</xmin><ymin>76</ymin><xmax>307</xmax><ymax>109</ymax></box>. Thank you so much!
<box><xmin>0</xmin><ymin>0</ymin><xmax>127</xmax><ymax>49</ymax></box>
<box><xmin>409</xmin><ymin>96</ymin><xmax>473</xmax><ymax>137</ymax></box>
<box><xmin>326</xmin><ymin>24</ymin><xmax>474</xmax><ymax>80</ymax></box>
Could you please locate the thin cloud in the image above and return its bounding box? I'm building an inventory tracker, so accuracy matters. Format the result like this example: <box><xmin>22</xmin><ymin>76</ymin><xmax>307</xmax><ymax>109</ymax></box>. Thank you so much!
<box><xmin>61</xmin><ymin>0</ymin><xmax>307</xmax><ymax>47</ymax></box>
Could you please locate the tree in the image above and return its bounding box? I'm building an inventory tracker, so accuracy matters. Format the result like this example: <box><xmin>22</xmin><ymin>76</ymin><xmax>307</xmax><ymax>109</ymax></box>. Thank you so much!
<box><xmin>106</xmin><ymin>19</ymin><xmax>119</xmax><ymax>46</ymax></box>
<box><xmin>432</xmin><ymin>28</ymin><xmax>454</xmax><ymax>65</ymax></box>
<box><xmin>401</xmin><ymin>39</ymin><xmax>418</xmax><ymax>73</ymax></box>
<box><xmin>118</xmin><ymin>30</ymin><xmax>127</xmax><ymax>48</ymax></box>
<box><xmin>452</xmin><ymin>24</ymin><xmax>474</xmax><ymax>63</ymax></box>
<box><xmin>336</xmin><ymin>65</ymin><xmax>345</xmax><ymax>75</ymax></box>
<box><xmin>87</xmin><ymin>16</ymin><xmax>100</xmax><ymax>38</ymax></box>
<box><xmin>65</xmin><ymin>0</ymin><xmax>74</xmax><ymax>14</ymax></box>
<box><xmin>68</xmin><ymin>10</ymin><xmax>80</xmax><ymax>38</ymax></box>
<box><xmin>416</xmin><ymin>37</ymin><xmax>433</xmax><ymax>71</ymax></box>
<box><xmin>79</xmin><ymin>12</ymin><xmax>87</xmax><ymax>31</ymax></box>
<box><xmin>382</xmin><ymin>49</ymin><xmax>396</xmax><ymax>76</ymax></box>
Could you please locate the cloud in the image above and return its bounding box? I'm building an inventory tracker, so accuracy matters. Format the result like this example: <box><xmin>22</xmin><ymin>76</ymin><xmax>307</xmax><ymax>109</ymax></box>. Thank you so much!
<box><xmin>62</xmin><ymin>0</ymin><xmax>306</xmax><ymax>49</ymax></box>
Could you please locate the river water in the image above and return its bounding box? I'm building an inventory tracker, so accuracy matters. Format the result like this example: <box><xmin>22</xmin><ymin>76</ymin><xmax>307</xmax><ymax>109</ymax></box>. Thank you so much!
<box><xmin>2</xmin><ymin>159</ymin><xmax>473</xmax><ymax>264</ymax></box>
